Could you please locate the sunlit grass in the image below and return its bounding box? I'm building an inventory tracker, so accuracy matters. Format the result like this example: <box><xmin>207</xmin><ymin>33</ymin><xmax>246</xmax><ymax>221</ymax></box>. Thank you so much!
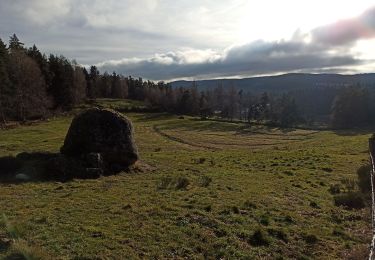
<box><xmin>0</xmin><ymin>100</ymin><xmax>372</xmax><ymax>259</ymax></box>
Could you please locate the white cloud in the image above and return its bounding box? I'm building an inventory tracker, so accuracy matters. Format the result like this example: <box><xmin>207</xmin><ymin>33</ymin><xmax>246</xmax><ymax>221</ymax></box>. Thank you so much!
<box><xmin>0</xmin><ymin>1</ymin><xmax>374</xmax><ymax>79</ymax></box>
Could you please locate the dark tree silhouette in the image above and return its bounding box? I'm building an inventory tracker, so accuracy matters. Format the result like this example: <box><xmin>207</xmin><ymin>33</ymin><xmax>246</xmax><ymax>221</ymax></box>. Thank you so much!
<box><xmin>331</xmin><ymin>86</ymin><xmax>370</xmax><ymax>128</ymax></box>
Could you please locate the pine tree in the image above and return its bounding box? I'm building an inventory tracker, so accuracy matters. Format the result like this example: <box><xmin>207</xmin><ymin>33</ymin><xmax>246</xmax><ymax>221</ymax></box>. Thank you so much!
<box><xmin>111</xmin><ymin>72</ymin><xmax>128</xmax><ymax>99</ymax></box>
<box><xmin>48</xmin><ymin>55</ymin><xmax>75</xmax><ymax>109</ymax></box>
<box><xmin>27</xmin><ymin>45</ymin><xmax>53</xmax><ymax>89</ymax></box>
<box><xmin>88</xmin><ymin>66</ymin><xmax>100</xmax><ymax>99</ymax></box>
<box><xmin>0</xmin><ymin>38</ymin><xmax>11</xmax><ymax>123</ymax></box>
<box><xmin>8</xmin><ymin>34</ymin><xmax>24</xmax><ymax>52</ymax></box>
<box><xmin>99</xmin><ymin>72</ymin><xmax>112</xmax><ymax>97</ymax></box>
<box><xmin>227</xmin><ymin>85</ymin><xmax>238</xmax><ymax>121</ymax></box>
<box><xmin>277</xmin><ymin>94</ymin><xmax>299</xmax><ymax>127</ymax></box>
<box><xmin>331</xmin><ymin>86</ymin><xmax>370</xmax><ymax>128</ymax></box>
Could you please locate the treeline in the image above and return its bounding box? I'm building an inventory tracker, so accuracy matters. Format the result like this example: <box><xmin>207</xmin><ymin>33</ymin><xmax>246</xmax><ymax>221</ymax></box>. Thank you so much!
<box><xmin>142</xmin><ymin>83</ymin><xmax>300</xmax><ymax>127</ymax></box>
<box><xmin>0</xmin><ymin>34</ymin><xmax>374</xmax><ymax>129</ymax></box>
<box><xmin>142</xmin><ymin>82</ymin><xmax>375</xmax><ymax>128</ymax></box>
<box><xmin>0</xmin><ymin>34</ymin><xmax>131</xmax><ymax>122</ymax></box>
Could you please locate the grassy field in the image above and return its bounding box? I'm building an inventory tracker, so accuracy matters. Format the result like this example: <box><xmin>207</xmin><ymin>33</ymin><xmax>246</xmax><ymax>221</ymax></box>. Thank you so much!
<box><xmin>0</xmin><ymin>100</ymin><xmax>372</xmax><ymax>259</ymax></box>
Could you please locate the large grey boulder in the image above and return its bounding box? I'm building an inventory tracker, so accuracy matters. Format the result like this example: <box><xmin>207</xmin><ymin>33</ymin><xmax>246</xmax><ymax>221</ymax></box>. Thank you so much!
<box><xmin>60</xmin><ymin>108</ymin><xmax>139</xmax><ymax>171</ymax></box>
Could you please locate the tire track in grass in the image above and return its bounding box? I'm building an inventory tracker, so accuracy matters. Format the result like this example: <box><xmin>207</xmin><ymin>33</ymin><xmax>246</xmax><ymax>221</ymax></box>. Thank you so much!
<box><xmin>152</xmin><ymin>125</ymin><xmax>311</xmax><ymax>151</ymax></box>
<box><xmin>152</xmin><ymin>125</ymin><xmax>219</xmax><ymax>151</ymax></box>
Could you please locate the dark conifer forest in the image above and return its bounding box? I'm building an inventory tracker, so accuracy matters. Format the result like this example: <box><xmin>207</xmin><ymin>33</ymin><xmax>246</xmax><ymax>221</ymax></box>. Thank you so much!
<box><xmin>1</xmin><ymin>34</ymin><xmax>374</xmax><ymax>129</ymax></box>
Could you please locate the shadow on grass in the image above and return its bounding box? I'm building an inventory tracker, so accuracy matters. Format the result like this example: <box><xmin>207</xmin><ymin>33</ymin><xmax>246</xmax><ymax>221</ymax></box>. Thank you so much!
<box><xmin>0</xmin><ymin>152</ymin><xmax>67</xmax><ymax>184</ymax></box>
<box><xmin>0</xmin><ymin>151</ymin><xmax>135</xmax><ymax>184</ymax></box>
<box><xmin>333</xmin><ymin>128</ymin><xmax>375</xmax><ymax>136</ymax></box>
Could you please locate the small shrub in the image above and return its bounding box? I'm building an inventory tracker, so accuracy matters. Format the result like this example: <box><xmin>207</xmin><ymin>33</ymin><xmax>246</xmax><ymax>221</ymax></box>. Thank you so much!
<box><xmin>154</xmin><ymin>147</ymin><xmax>162</xmax><ymax>152</ymax></box>
<box><xmin>122</xmin><ymin>204</ymin><xmax>132</xmax><ymax>210</ymax></box>
<box><xmin>322</xmin><ymin>167</ymin><xmax>333</xmax><ymax>173</ymax></box>
<box><xmin>341</xmin><ymin>178</ymin><xmax>356</xmax><ymax>192</ymax></box>
<box><xmin>283</xmin><ymin>170</ymin><xmax>294</xmax><ymax>176</ymax></box>
<box><xmin>243</xmin><ymin>200</ymin><xmax>257</xmax><ymax>209</ymax></box>
<box><xmin>357</xmin><ymin>164</ymin><xmax>371</xmax><ymax>193</ymax></box>
<box><xmin>249</xmin><ymin>228</ymin><xmax>271</xmax><ymax>246</ymax></box>
<box><xmin>175</xmin><ymin>177</ymin><xmax>190</xmax><ymax>190</ymax></box>
<box><xmin>176</xmin><ymin>217</ymin><xmax>189</xmax><ymax>227</ymax></box>
<box><xmin>303</xmin><ymin>233</ymin><xmax>318</xmax><ymax>244</ymax></box>
<box><xmin>214</xmin><ymin>228</ymin><xmax>227</xmax><ymax>238</ymax></box>
<box><xmin>309</xmin><ymin>201</ymin><xmax>320</xmax><ymax>209</ymax></box>
<box><xmin>332</xmin><ymin>227</ymin><xmax>351</xmax><ymax>240</ymax></box>
<box><xmin>8</xmin><ymin>239</ymin><xmax>50</xmax><ymax>260</ymax></box>
<box><xmin>3</xmin><ymin>214</ymin><xmax>24</xmax><ymax>239</ymax></box>
<box><xmin>199</xmin><ymin>176</ymin><xmax>212</xmax><ymax>187</ymax></box>
<box><xmin>329</xmin><ymin>184</ymin><xmax>341</xmax><ymax>194</ymax></box>
<box><xmin>280</xmin><ymin>216</ymin><xmax>293</xmax><ymax>225</ymax></box>
<box><xmin>219</xmin><ymin>209</ymin><xmax>231</xmax><ymax>215</ymax></box>
<box><xmin>157</xmin><ymin>176</ymin><xmax>190</xmax><ymax>190</ymax></box>
<box><xmin>259</xmin><ymin>215</ymin><xmax>270</xmax><ymax>226</ymax></box>
<box><xmin>267</xmin><ymin>228</ymin><xmax>288</xmax><ymax>242</ymax></box>
<box><xmin>297</xmin><ymin>254</ymin><xmax>311</xmax><ymax>260</ymax></box>
<box><xmin>231</xmin><ymin>206</ymin><xmax>240</xmax><ymax>214</ymax></box>
<box><xmin>157</xmin><ymin>177</ymin><xmax>173</xmax><ymax>190</ymax></box>
<box><xmin>203</xmin><ymin>205</ymin><xmax>212</xmax><ymax>212</ymax></box>
<box><xmin>195</xmin><ymin>158</ymin><xmax>206</xmax><ymax>164</ymax></box>
<box><xmin>331</xmin><ymin>209</ymin><xmax>344</xmax><ymax>224</ymax></box>
<box><xmin>334</xmin><ymin>192</ymin><xmax>365</xmax><ymax>209</ymax></box>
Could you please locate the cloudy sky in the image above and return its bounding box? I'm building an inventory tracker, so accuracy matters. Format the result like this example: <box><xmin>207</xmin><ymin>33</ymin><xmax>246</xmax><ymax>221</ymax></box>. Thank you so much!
<box><xmin>1</xmin><ymin>0</ymin><xmax>375</xmax><ymax>81</ymax></box>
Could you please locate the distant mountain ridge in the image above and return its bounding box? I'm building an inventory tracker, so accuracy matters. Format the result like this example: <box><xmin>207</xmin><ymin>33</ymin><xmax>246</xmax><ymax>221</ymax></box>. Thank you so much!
<box><xmin>170</xmin><ymin>73</ymin><xmax>375</xmax><ymax>93</ymax></box>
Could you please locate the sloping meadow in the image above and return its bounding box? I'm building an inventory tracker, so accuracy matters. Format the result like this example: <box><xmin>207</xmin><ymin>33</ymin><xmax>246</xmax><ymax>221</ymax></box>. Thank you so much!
<box><xmin>0</xmin><ymin>105</ymin><xmax>372</xmax><ymax>259</ymax></box>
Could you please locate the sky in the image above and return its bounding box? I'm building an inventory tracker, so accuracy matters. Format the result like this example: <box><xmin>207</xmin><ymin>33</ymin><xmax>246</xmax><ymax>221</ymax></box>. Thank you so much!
<box><xmin>1</xmin><ymin>0</ymin><xmax>375</xmax><ymax>81</ymax></box>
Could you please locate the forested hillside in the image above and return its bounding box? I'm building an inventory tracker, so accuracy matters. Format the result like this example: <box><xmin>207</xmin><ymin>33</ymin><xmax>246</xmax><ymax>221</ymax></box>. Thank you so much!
<box><xmin>171</xmin><ymin>73</ymin><xmax>375</xmax><ymax>92</ymax></box>
<box><xmin>1</xmin><ymin>34</ymin><xmax>374</xmax><ymax>129</ymax></box>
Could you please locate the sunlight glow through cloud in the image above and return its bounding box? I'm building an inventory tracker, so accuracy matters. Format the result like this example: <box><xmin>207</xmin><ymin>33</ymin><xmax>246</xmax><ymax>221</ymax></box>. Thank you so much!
<box><xmin>1</xmin><ymin>0</ymin><xmax>375</xmax><ymax>80</ymax></box>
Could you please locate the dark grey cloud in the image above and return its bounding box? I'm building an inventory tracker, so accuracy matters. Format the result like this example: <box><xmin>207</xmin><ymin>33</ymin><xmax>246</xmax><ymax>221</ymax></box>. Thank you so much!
<box><xmin>98</xmin><ymin>39</ymin><xmax>360</xmax><ymax>80</ymax></box>
<box><xmin>0</xmin><ymin>0</ymin><xmax>231</xmax><ymax>64</ymax></box>
<box><xmin>0</xmin><ymin>0</ymin><xmax>202</xmax><ymax>64</ymax></box>
<box><xmin>311</xmin><ymin>6</ymin><xmax>375</xmax><ymax>46</ymax></box>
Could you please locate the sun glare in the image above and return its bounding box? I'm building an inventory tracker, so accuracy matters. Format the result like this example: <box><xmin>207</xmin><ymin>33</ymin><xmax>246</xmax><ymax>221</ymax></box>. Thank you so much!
<box><xmin>235</xmin><ymin>0</ymin><xmax>374</xmax><ymax>44</ymax></box>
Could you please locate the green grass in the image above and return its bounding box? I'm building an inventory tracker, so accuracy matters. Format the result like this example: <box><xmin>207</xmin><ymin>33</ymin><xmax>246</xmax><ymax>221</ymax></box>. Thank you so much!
<box><xmin>0</xmin><ymin>101</ymin><xmax>372</xmax><ymax>259</ymax></box>
<box><xmin>77</xmin><ymin>98</ymin><xmax>148</xmax><ymax>112</ymax></box>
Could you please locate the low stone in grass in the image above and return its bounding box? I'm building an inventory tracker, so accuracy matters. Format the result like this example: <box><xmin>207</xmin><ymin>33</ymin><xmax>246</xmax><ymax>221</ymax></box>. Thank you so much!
<box><xmin>15</xmin><ymin>173</ymin><xmax>31</xmax><ymax>182</ymax></box>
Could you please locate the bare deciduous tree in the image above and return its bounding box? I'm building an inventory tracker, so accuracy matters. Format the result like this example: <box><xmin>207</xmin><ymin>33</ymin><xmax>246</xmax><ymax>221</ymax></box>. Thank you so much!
<box><xmin>9</xmin><ymin>51</ymin><xmax>50</xmax><ymax>120</ymax></box>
